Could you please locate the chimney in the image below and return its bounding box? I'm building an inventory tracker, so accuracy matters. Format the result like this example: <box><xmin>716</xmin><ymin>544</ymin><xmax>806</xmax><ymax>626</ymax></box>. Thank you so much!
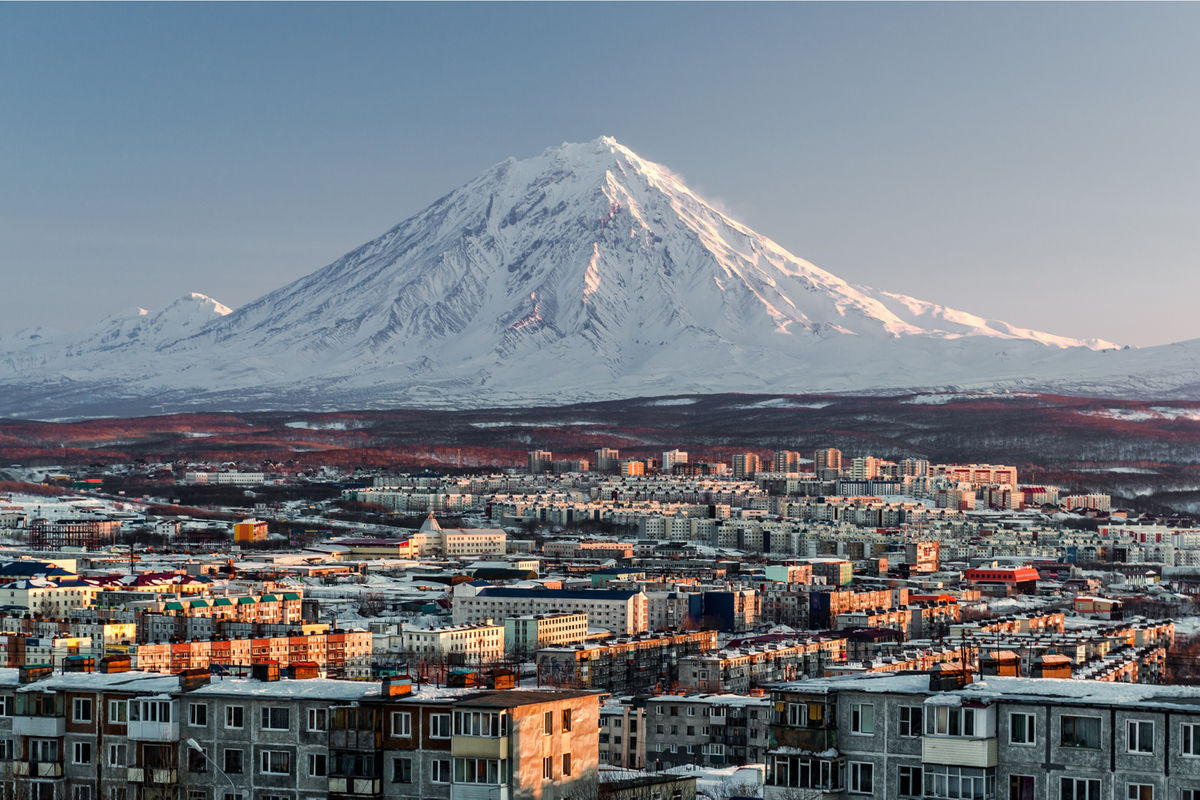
<box><xmin>19</xmin><ymin>665</ymin><xmax>52</xmax><ymax>684</ymax></box>
<box><xmin>251</xmin><ymin>661</ymin><xmax>281</xmax><ymax>682</ymax></box>
<box><xmin>382</xmin><ymin>675</ymin><xmax>414</xmax><ymax>697</ymax></box>
<box><xmin>927</xmin><ymin>662</ymin><xmax>973</xmax><ymax>692</ymax></box>
<box><xmin>979</xmin><ymin>650</ymin><xmax>1021</xmax><ymax>677</ymax></box>
<box><xmin>99</xmin><ymin>655</ymin><xmax>131</xmax><ymax>674</ymax></box>
<box><xmin>290</xmin><ymin>661</ymin><xmax>320</xmax><ymax>680</ymax></box>
<box><xmin>178</xmin><ymin>668</ymin><xmax>212</xmax><ymax>692</ymax></box>
<box><xmin>1031</xmin><ymin>654</ymin><xmax>1072</xmax><ymax>679</ymax></box>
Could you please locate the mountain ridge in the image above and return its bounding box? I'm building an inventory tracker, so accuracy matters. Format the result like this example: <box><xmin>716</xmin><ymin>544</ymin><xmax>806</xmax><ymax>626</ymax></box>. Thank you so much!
<box><xmin>3</xmin><ymin>136</ymin><xmax>1194</xmax><ymax>420</ymax></box>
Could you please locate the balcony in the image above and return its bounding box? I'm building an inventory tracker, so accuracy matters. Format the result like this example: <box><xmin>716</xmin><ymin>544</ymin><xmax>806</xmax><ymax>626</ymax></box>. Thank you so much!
<box><xmin>126</xmin><ymin>720</ymin><xmax>180</xmax><ymax>741</ymax></box>
<box><xmin>452</xmin><ymin>787</ymin><xmax>510</xmax><ymax>800</ymax></box>
<box><xmin>127</xmin><ymin>767</ymin><xmax>178</xmax><ymax>783</ymax></box>
<box><xmin>328</xmin><ymin>729</ymin><xmax>382</xmax><ymax>750</ymax></box>
<box><xmin>771</xmin><ymin>727</ymin><xmax>837</xmax><ymax>752</ymax></box>
<box><xmin>13</xmin><ymin>761</ymin><xmax>62</xmax><ymax>778</ymax></box>
<box><xmin>451</xmin><ymin>736</ymin><xmax>508</xmax><ymax>759</ymax></box>
<box><xmin>922</xmin><ymin>737</ymin><xmax>998</xmax><ymax>768</ymax></box>
<box><xmin>328</xmin><ymin>777</ymin><xmax>382</xmax><ymax>795</ymax></box>
<box><xmin>13</xmin><ymin>716</ymin><xmax>65</xmax><ymax>738</ymax></box>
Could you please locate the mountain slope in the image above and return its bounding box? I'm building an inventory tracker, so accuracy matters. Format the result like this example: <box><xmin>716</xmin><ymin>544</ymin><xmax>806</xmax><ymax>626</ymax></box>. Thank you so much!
<box><xmin>0</xmin><ymin>136</ymin><xmax>1187</xmax><ymax>419</ymax></box>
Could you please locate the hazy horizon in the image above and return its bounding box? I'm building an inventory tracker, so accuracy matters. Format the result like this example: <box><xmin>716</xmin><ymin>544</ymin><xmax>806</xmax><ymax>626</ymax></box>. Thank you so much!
<box><xmin>3</xmin><ymin>2</ymin><xmax>1199</xmax><ymax>347</ymax></box>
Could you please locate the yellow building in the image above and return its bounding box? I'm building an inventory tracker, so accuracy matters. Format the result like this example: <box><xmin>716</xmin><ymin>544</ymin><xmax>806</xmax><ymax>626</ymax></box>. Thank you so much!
<box><xmin>233</xmin><ymin>518</ymin><xmax>269</xmax><ymax>543</ymax></box>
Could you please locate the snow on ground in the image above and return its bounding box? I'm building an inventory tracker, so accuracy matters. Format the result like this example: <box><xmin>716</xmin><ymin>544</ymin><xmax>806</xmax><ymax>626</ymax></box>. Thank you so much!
<box><xmin>284</xmin><ymin>420</ymin><xmax>362</xmax><ymax>430</ymax></box>
<box><xmin>732</xmin><ymin>398</ymin><xmax>832</xmax><ymax>410</ymax></box>
<box><xmin>1173</xmin><ymin>616</ymin><xmax>1200</xmax><ymax>637</ymax></box>
<box><xmin>1076</xmin><ymin>466</ymin><xmax>1159</xmax><ymax>474</ymax></box>
<box><xmin>660</xmin><ymin>763</ymin><xmax>765</xmax><ymax>798</ymax></box>
<box><xmin>1078</xmin><ymin>407</ymin><xmax>1200</xmax><ymax>423</ymax></box>
<box><xmin>903</xmin><ymin>392</ymin><xmax>1037</xmax><ymax>405</ymax></box>
<box><xmin>643</xmin><ymin>398</ymin><xmax>698</xmax><ymax>406</ymax></box>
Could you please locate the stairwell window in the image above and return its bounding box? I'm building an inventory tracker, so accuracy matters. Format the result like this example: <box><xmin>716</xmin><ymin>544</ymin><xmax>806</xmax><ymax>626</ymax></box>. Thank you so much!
<box><xmin>225</xmin><ymin>705</ymin><xmax>244</xmax><ymax>730</ymax></box>
<box><xmin>1010</xmin><ymin>712</ymin><xmax>1035</xmax><ymax>745</ymax></box>
<box><xmin>261</xmin><ymin>707</ymin><xmax>290</xmax><ymax>731</ymax></box>
<box><xmin>1126</xmin><ymin>720</ymin><xmax>1154</xmax><ymax>754</ymax></box>
<box><xmin>1061</xmin><ymin>715</ymin><xmax>1101</xmax><ymax>749</ymax></box>
<box><xmin>851</xmin><ymin>703</ymin><xmax>874</xmax><ymax>734</ymax></box>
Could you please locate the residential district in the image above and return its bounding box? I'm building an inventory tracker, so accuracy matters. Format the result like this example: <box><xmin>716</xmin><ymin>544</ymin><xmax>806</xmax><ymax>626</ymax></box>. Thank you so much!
<box><xmin>0</xmin><ymin>446</ymin><xmax>1198</xmax><ymax>800</ymax></box>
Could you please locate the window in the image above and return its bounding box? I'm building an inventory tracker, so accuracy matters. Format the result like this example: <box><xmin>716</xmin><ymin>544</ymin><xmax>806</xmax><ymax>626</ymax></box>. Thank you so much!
<box><xmin>391</xmin><ymin>711</ymin><xmax>412</xmax><ymax>737</ymax></box>
<box><xmin>307</xmin><ymin>708</ymin><xmax>327</xmax><ymax>732</ymax></box>
<box><xmin>107</xmin><ymin>743</ymin><xmax>126</xmax><ymax>767</ymax></box>
<box><xmin>308</xmin><ymin>753</ymin><xmax>327</xmax><ymax>778</ymax></box>
<box><xmin>261</xmin><ymin>707</ymin><xmax>290</xmax><ymax>731</ymax></box>
<box><xmin>71</xmin><ymin>788</ymin><xmax>91</xmax><ymax>800</ymax></box>
<box><xmin>225</xmin><ymin>706</ymin><xmax>244</xmax><ymax>729</ymax></box>
<box><xmin>0</xmin><ymin>696</ymin><xmax>10</xmax><ymax>716</ymax></box>
<box><xmin>1127</xmin><ymin>720</ymin><xmax>1154</xmax><ymax>754</ymax></box>
<box><xmin>189</xmin><ymin>703</ymin><xmax>207</xmax><ymax>726</ymax></box>
<box><xmin>455</xmin><ymin>710</ymin><xmax>505</xmax><ymax>737</ymax></box>
<box><xmin>925</xmin><ymin>706</ymin><xmax>977</xmax><ymax>737</ymax></box>
<box><xmin>851</xmin><ymin>703</ymin><xmax>874</xmax><ymax>734</ymax></box>
<box><xmin>1061</xmin><ymin>716</ymin><xmax>1102</xmax><ymax>749</ymax></box>
<box><xmin>1009</xmin><ymin>775</ymin><xmax>1035</xmax><ymax>800</ymax></box>
<box><xmin>30</xmin><ymin>738</ymin><xmax>58</xmax><ymax>762</ymax></box>
<box><xmin>73</xmin><ymin>698</ymin><xmax>93</xmax><ymax>723</ymax></box>
<box><xmin>787</xmin><ymin>701</ymin><xmax>826</xmax><ymax>728</ymax></box>
<box><xmin>562</xmin><ymin>708</ymin><xmax>572</xmax><ymax>732</ymax></box>
<box><xmin>1182</xmin><ymin>791</ymin><xmax>1200</xmax><ymax>800</ymax></box>
<box><xmin>72</xmin><ymin>741</ymin><xmax>92</xmax><ymax>765</ymax></box>
<box><xmin>430</xmin><ymin>713</ymin><xmax>451</xmax><ymax>738</ymax></box>
<box><xmin>924</xmin><ymin>765</ymin><xmax>995</xmax><ymax>799</ymax></box>
<box><xmin>260</xmin><ymin>750</ymin><xmax>291</xmax><ymax>775</ymax></box>
<box><xmin>1128</xmin><ymin>785</ymin><xmax>1153</xmax><ymax>800</ymax></box>
<box><xmin>899</xmin><ymin>706</ymin><xmax>922</xmax><ymax>737</ymax></box>
<box><xmin>1061</xmin><ymin>777</ymin><xmax>1101</xmax><ymax>800</ymax></box>
<box><xmin>392</xmin><ymin>757</ymin><xmax>412</xmax><ymax>783</ymax></box>
<box><xmin>223</xmin><ymin>749</ymin><xmax>244</xmax><ymax>774</ymax></box>
<box><xmin>656</xmin><ymin>724</ymin><xmax>664</xmax><ymax>734</ymax></box>
<box><xmin>687</xmin><ymin>706</ymin><xmax>696</xmax><ymax>716</ymax></box>
<box><xmin>899</xmin><ymin>765</ymin><xmax>922</xmax><ymax>797</ymax></box>
<box><xmin>545</xmin><ymin>710</ymin><xmax>554</xmax><ymax>734</ymax></box>
<box><xmin>1186</xmin><ymin>723</ymin><xmax>1200</xmax><ymax>756</ymax></box>
<box><xmin>455</xmin><ymin>757</ymin><xmax>507</xmax><ymax>784</ymax></box>
<box><xmin>849</xmin><ymin>762</ymin><xmax>873</xmax><ymax>794</ymax></box>
<box><xmin>543</xmin><ymin>756</ymin><xmax>553</xmax><ymax>781</ymax></box>
<box><xmin>432</xmin><ymin>758</ymin><xmax>451</xmax><ymax>783</ymax></box>
<box><xmin>108</xmin><ymin>700</ymin><xmax>127</xmax><ymax>724</ymax></box>
<box><xmin>131</xmin><ymin>699</ymin><xmax>171</xmax><ymax>723</ymax></box>
<box><xmin>1010</xmin><ymin>712</ymin><xmax>1036</xmax><ymax>745</ymax></box>
<box><xmin>562</xmin><ymin>753</ymin><xmax>572</xmax><ymax>777</ymax></box>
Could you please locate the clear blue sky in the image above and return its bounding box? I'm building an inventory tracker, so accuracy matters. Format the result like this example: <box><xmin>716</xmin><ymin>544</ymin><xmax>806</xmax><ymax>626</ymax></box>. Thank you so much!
<box><xmin>2</xmin><ymin>2</ymin><xmax>1198</xmax><ymax>346</ymax></box>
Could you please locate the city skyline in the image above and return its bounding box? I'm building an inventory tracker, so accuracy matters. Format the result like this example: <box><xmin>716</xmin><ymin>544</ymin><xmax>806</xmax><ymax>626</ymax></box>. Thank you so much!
<box><xmin>4</xmin><ymin>3</ymin><xmax>1200</xmax><ymax>346</ymax></box>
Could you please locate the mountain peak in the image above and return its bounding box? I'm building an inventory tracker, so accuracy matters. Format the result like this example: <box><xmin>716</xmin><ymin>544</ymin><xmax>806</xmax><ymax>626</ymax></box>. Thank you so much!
<box><xmin>0</xmin><ymin>138</ymin><xmax>1156</xmax><ymax>417</ymax></box>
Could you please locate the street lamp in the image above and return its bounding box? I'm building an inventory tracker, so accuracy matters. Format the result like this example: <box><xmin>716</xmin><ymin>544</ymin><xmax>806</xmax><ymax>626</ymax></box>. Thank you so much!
<box><xmin>186</xmin><ymin>738</ymin><xmax>236</xmax><ymax>796</ymax></box>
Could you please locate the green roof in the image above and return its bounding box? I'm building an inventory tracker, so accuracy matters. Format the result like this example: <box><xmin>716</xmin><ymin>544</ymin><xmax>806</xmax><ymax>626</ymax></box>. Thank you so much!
<box><xmin>260</xmin><ymin>594</ymin><xmax>278</xmax><ymax>602</ymax></box>
<box><xmin>282</xmin><ymin>592</ymin><xmax>300</xmax><ymax>601</ymax></box>
<box><xmin>164</xmin><ymin>602</ymin><xmax>184</xmax><ymax>611</ymax></box>
<box><xmin>237</xmin><ymin>596</ymin><xmax>256</xmax><ymax>605</ymax></box>
<box><xmin>190</xmin><ymin>599</ymin><xmax>209</xmax><ymax>608</ymax></box>
<box><xmin>214</xmin><ymin>598</ymin><xmax>233</xmax><ymax>606</ymax></box>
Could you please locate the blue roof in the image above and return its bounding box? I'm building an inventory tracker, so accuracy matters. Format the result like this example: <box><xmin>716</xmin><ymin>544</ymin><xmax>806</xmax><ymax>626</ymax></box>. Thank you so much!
<box><xmin>476</xmin><ymin>587</ymin><xmax>639</xmax><ymax>601</ymax></box>
<box><xmin>0</xmin><ymin>561</ymin><xmax>73</xmax><ymax>578</ymax></box>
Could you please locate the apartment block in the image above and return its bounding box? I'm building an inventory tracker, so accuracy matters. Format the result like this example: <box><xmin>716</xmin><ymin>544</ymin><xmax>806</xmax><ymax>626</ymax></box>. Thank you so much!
<box><xmin>765</xmin><ymin>671</ymin><xmax>1200</xmax><ymax>800</ymax></box>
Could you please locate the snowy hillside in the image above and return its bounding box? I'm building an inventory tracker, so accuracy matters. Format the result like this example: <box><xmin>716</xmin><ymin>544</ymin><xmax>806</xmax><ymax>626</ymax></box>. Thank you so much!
<box><xmin>0</xmin><ymin>137</ymin><xmax>1194</xmax><ymax>419</ymax></box>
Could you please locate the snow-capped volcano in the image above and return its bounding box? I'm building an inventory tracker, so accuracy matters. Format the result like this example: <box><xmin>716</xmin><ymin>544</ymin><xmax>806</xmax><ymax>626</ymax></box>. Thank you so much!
<box><xmin>0</xmin><ymin>136</ymin><xmax>1187</xmax><ymax>419</ymax></box>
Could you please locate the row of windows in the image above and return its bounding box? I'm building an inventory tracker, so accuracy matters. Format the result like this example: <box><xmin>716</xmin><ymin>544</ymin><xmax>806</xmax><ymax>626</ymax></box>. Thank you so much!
<box><xmin>780</xmin><ymin>760</ymin><xmax>1200</xmax><ymax>800</ymax></box>
<box><xmin>830</xmin><ymin>701</ymin><xmax>1200</xmax><ymax>756</ymax></box>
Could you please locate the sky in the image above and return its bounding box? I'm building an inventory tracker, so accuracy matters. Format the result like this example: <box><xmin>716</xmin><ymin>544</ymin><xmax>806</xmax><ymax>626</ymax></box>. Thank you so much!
<box><xmin>2</xmin><ymin>2</ymin><xmax>1198</xmax><ymax>347</ymax></box>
